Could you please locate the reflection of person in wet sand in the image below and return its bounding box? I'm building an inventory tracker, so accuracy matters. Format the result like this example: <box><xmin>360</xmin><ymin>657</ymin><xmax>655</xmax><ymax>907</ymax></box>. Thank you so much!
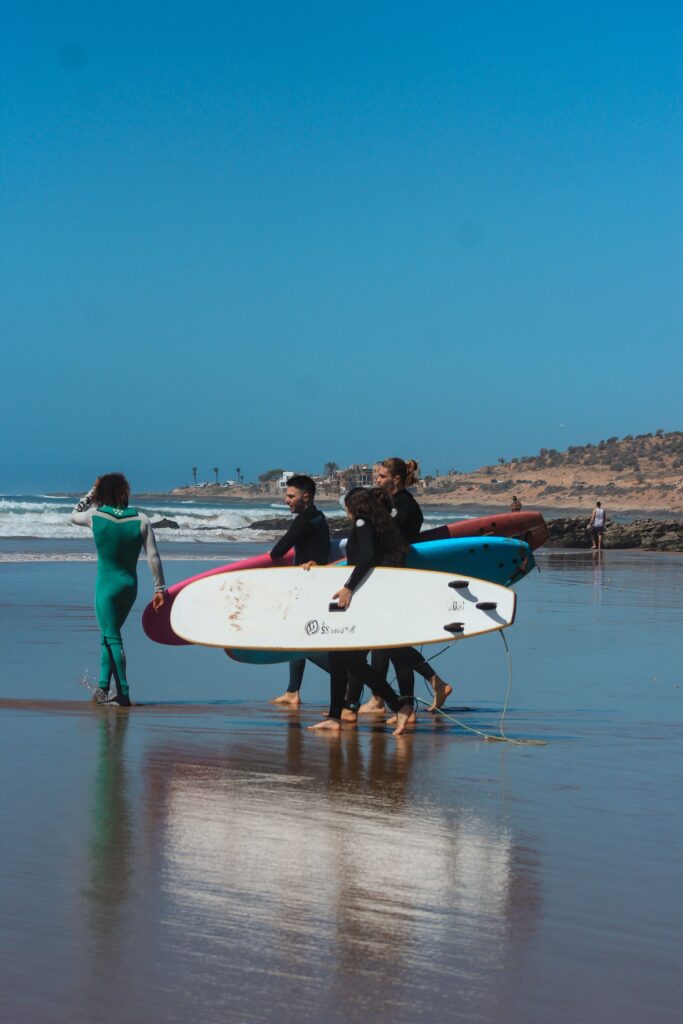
<box><xmin>306</xmin><ymin>488</ymin><xmax>414</xmax><ymax>737</ymax></box>
<box><xmin>84</xmin><ymin>716</ymin><xmax>132</xmax><ymax>963</ymax></box>
<box><xmin>138</xmin><ymin>726</ymin><xmax>542</xmax><ymax>1015</ymax></box>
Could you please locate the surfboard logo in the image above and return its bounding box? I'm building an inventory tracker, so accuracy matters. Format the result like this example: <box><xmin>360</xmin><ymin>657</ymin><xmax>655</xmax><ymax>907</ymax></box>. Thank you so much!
<box><xmin>305</xmin><ymin>619</ymin><xmax>320</xmax><ymax>636</ymax></box>
<box><xmin>321</xmin><ymin>623</ymin><xmax>356</xmax><ymax>636</ymax></box>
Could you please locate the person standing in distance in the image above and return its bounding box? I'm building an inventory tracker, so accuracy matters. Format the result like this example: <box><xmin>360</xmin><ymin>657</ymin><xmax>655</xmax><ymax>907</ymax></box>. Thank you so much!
<box><xmin>588</xmin><ymin>500</ymin><xmax>607</xmax><ymax>551</ymax></box>
<box><xmin>269</xmin><ymin>474</ymin><xmax>331</xmax><ymax>705</ymax></box>
<box><xmin>71</xmin><ymin>474</ymin><xmax>166</xmax><ymax>707</ymax></box>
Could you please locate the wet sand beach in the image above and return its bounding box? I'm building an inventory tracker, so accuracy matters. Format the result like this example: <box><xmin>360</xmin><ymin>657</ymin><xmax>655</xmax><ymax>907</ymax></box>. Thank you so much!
<box><xmin>1</xmin><ymin>550</ymin><xmax>682</xmax><ymax>1023</ymax></box>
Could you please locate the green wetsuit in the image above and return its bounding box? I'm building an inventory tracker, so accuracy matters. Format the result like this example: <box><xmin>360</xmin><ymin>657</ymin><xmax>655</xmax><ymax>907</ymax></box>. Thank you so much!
<box><xmin>72</xmin><ymin>492</ymin><xmax>165</xmax><ymax>697</ymax></box>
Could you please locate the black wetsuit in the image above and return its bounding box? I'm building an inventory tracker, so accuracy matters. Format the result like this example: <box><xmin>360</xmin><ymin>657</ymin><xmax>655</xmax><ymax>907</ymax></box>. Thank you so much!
<box><xmin>328</xmin><ymin>521</ymin><xmax>405</xmax><ymax>721</ymax></box>
<box><xmin>392</xmin><ymin>488</ymin><xmax>423</xmax><ymax>544</ymax></box>
<box><xmin>346</xmin><ymin>488</ymin><xmax>430</xmax><ymax>708</ymax></box>
<box><xmin>270</xmin><ymin>506</ymin><xmax>331</xmax><ymax>693</ymax></box>
<box><xmin>270</xmin><ymin>505</ymin><xmax>330</xmax><ymax>565</ymax></box>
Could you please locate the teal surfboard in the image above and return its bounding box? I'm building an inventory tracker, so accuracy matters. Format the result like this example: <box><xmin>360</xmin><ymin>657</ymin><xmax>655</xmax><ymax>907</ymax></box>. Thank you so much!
<box><xmin>227</xmin><ymin>536</ymin><xmax>533</xmax><ymax>665</ymax></box>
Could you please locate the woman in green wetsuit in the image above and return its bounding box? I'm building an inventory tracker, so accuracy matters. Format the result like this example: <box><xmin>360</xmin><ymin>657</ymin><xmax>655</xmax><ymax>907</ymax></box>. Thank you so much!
<box><xmin>72</xmin><ymin>474</ymin><xmax>166</xmax><ymax>707</ymax></box>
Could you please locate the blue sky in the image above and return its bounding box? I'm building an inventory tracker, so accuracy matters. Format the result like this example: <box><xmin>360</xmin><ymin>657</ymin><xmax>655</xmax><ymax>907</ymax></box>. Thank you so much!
<box><xmin>1</xmin><ymin>1</ymin><xmax>681</xmax><ymax>491</ymax></box>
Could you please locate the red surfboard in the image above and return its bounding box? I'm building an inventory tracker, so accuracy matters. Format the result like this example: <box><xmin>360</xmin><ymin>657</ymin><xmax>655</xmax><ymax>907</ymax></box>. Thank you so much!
<box><xmin>420</xmin><ymin>510</ymin><xmax>548</xmax><ymax>549</ymax></box>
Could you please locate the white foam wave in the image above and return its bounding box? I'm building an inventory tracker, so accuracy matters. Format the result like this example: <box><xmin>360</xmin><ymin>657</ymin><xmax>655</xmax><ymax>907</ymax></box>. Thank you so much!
<box><xmin>0</xmin><ymin>496</ymin><xmax>283</xmax><ymax>543</ymax></box>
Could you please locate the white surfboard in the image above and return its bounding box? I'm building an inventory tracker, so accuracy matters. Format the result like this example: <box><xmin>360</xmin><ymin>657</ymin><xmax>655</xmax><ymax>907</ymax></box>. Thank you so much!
<box><xmin>169</xmin><ymin>566</ymin><xmax>516</xmax><ymax>651</ymax></box>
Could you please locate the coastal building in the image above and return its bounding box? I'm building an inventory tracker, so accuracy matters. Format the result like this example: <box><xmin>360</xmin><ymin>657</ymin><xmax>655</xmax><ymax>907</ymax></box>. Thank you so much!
<box><xmin>338</xmin><ymin>463</ymin><xmax>375</xmax><ymax>488</ymax></box>
<box><xmin>277</xmin><ymin>471</ymin><xmax>296</xmax><ymax>490</ymax></box>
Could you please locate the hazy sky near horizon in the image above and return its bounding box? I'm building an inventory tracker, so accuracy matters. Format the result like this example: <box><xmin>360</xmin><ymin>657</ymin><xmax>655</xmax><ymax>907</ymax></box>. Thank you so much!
<box><xmin>1</xmin><ymin>2</ymin><xmax>682</xmax><ymax>491</ymax></box>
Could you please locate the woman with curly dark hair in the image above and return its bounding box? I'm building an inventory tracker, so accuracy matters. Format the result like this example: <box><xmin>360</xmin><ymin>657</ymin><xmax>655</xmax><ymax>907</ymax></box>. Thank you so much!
<box><xmin>71</xmin><ymin>474</ymin><xmax>166</xmax><ymax>707</ymax></box>
<box><xmin>307</xmin><ymin>488</ymin><xmax>413</xmax><ymax>737</ymax></box>
<box><xmin>357</xmin><ymin>458</ymin><xmax>453</xmax><ymax>714</ymax></box>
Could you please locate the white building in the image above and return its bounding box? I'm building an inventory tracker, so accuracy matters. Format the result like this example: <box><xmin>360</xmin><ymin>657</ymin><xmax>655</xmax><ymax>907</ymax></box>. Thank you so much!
<box><xmin>277</xmin><ymin>471</ymin><xmax>296</xmax><ymax>490</ymax></box>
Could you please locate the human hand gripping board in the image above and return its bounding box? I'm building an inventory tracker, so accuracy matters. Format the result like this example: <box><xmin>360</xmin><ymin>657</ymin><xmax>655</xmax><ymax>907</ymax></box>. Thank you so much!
<box><xmin>169</xmin><ymin>565</ymin><xmax>516</xmax><ymax>652</ymax></box>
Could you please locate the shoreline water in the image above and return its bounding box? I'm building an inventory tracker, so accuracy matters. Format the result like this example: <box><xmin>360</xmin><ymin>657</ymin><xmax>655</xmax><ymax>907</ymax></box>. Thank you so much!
<box><xmin>1</xmin><ymin>548</ymin><xmax>682</xmax><ymax>1023</ymax></box>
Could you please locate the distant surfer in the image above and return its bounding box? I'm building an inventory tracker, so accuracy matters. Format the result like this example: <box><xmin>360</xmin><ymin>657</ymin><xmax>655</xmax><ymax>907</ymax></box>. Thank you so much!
<box><xmin>350</xmin><ymin>458</ymin><xmax>453</xmax><ymax>716</ymax></box>
<box><xmin>71</xmin><ymin>475</ymin><xmax>166</xmax><ymax>707</ymax></box>
<box><xmin>268</xmin><ymin>475</ymin><xmax>331</xmax><ymax>705</ymax></box>
<box><xmin>307</xmin><ymin>488</ymin><xmax>414</xmax><ymax>737</ymax></box>
<box><xmin>589</xmin><ymin>500</ymin><xmax>607</xmax><ymax>551</ymax></box>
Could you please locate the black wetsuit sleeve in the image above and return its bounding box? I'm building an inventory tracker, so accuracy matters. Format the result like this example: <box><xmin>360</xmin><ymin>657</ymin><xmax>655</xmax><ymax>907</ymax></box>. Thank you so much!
<box><xmin>270</xmin><ymin>511</ymin><xmax>310</xmax><ymax>560</ymax></box>
<box><xmin>344</xmin><ymin>522</ymin><xmax>377</xmax><ymax>591</ymax></box>
<box><xmin>393</xmin><ymin>490</ymin><xmax>424</xmax><ymax>544</ymax></box>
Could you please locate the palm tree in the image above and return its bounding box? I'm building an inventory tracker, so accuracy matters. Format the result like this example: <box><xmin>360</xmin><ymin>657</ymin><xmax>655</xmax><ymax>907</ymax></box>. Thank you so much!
<box><xmin>192</xmin><ymin>466</ymin><xmax>197</xmax><ymax>487</ymax></box>
<box><xmin>213</xmin><ymin>467</ymin><xmax>219</xmax><ymax>484</ymax></box>
<box><xmin>324</xmin><ymin>461</ymin><xmax>339</xmax><ymax>479</ymax></box>
<box><xmin>236</xmin><ymin>467</ymin><xmax>241</xmax><ymax>484</ymax></box>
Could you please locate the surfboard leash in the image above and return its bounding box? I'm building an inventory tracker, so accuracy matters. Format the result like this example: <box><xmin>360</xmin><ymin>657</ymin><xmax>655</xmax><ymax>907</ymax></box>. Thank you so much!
<box><xmin>412</xmin><ymin>633</ymin><xmax>547</xmax><ymax>746</ymax></box>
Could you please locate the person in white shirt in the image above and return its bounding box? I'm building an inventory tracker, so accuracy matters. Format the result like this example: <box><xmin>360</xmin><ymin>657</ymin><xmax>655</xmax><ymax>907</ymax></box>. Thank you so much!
<box><xmin>588</xmin><ymin>501</ymin><xmax>607</xmax><ymax>551</ymax></box>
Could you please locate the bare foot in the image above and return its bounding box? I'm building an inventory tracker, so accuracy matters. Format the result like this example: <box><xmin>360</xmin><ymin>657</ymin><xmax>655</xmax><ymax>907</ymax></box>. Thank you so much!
<box><xmin>341</xmin><ymin>708</ymin><xmax>358</xmax><ymax>722</ymax></box>
<box><xmin>428</xmin><ymin>675</ymin><xmax>453</xmax><ymax>711</ymax></box>
<box><xmin>386</xmin><ymin>709</ymin><xmax>417</xmax><ymax>727</ymax></box>
<box><xmin>392</xmin><ymin>705</ymin><xmax>414</xmax><ymax>737</ymax></box>
<box><xmin>307</xmin><ymin>718</ymin><xmax>342</xmax><ymax>732</ymax></box>
<box><xmin>270</xmin><ymin>692</ymin><xmax>302</xmax><ymax>706</ymax></box>
<box><xmin>358</xmin><ymin>696</ymin><xmax>386</xmax><ymax>714</ymax></box>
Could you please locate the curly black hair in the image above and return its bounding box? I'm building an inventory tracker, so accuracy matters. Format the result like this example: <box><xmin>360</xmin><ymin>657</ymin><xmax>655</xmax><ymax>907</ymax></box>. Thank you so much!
<box><xmin>344</xmin><ymin>487</ymin><xmax>408</xmax><ymax>566</ymax></box>
<box><xmin>93</xmin><ymin>473</ymin><xmax>131</xmax><ymax>509</ymax></box>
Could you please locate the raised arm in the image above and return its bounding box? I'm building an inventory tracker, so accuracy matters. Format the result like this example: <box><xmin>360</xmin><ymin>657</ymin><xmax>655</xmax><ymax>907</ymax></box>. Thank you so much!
<box><xmin>71</xmin><ymin>488</ymin><xmax>96</xmax><ymax>528</ymax></box>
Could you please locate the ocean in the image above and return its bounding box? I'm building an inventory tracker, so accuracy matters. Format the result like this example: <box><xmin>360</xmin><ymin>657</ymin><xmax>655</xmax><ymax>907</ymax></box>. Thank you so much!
<box><xmin>1</xmin><ymin>496</ymin><xmax>682</xmax><ymax>1023</ymax></box>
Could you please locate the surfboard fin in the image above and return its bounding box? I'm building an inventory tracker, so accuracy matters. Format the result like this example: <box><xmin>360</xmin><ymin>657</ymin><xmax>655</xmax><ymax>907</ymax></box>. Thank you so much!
<box><xmin>444</xmin><ymin>622</ymin><xmax>465</xmax><ymax>634</ymax></box>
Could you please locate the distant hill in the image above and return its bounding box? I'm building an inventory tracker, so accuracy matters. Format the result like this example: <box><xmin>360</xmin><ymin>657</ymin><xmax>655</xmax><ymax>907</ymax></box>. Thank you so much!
<box><xmin>422</xmin><ymin>430</ymin><xmax>683</xmax><ymax>513</ymax></box>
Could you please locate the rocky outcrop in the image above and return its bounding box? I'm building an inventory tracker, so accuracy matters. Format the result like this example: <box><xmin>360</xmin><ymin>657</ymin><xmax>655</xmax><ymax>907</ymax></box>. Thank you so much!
<box><xmin>546</xmin><ymin>517</ymin><xmax>683</xmax><ymax>551</ymax></box>
<box><xmin>150</xmin><ymin>518</ymin><xmax>179</xmax><ymax>530</ymax></box>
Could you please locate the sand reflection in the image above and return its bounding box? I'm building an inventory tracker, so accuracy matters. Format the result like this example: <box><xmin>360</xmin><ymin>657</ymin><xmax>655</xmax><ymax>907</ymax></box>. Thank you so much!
<box><xmin>133</xmin><ymin>722</ymin><xmax>541</xmax><ymax>1010</ymax></box>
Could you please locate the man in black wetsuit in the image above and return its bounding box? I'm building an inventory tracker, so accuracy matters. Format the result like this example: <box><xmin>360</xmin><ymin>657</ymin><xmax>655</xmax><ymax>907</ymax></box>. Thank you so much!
<box><xmin>269</xmin><ymin>474</ymin><xmax>331</xmax><ymax>705</ymax></box>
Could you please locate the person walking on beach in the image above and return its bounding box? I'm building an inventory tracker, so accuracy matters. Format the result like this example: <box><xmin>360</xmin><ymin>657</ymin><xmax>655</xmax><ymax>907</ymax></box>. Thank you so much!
<box><xmin>351</xmin><ymin>458</ymin><xmax>453</xmax><ymax>716</ymax></box>
<box><xmin>307</xmin><ymin>488</ymin><xmax>414</xmax><ymax>737</ymax></box>
<box><xmin>269</xmin><ymin>475</ymin><xmax>331</xmax><ymax>706</ymax></box>
<box><xmin>589</xmin><ymin>500</ymin><xmax>607</xmax><ymax>551</ymax></box>
<box><xmin>71</xmin><ymin>474</ymin><xmax>166</xmax><ymax>707</ymax></box>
